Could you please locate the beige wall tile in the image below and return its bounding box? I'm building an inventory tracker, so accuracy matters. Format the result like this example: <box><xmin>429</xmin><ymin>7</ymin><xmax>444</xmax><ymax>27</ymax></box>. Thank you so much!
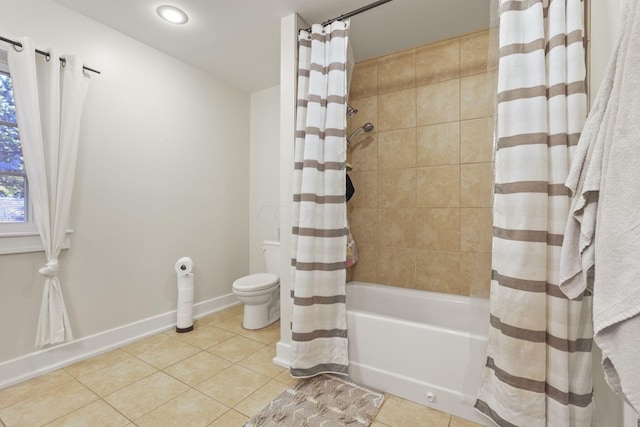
<box><xmin>349</xmin><ymin>208</ymin><xmax>378</xmax><ymax>245</ymax></box>
<box><xmin>417</xmin><ymin>122</ymin><xmax>460</xmax><ymax>167</ymax></box>
<box><xmin>377</xmin><ymin>208</ymin><xmax>417</xmax><ymax>248</ymax></box>
<box><xmin>136</xmin><ymin>389</ymin><xmax>227</xmax><ymax>427</ymax></box>
<box><xmin>461</xmin><ymin>162</ymin><xmax>494</xmax><ymax>207</ymax></box>
<box><xmin>460</xmin><ymin>73</ymin><xmax>495</xmax><ymax>120</ymax></box>
<box><xmin>378</xmin><ymin>128</ymin><xmax>417</xmax><ymax>169</ymax></box>
<box><xmin>416</xmin><ymin>208</ymin><xmax>460</xmax><ymax>251</ymax></box>
<box><xmin>417</xmin><ymin>79</ymin><xmax>460</xmax><ymax>126</ymax></box>
<box><xmin>348</xmin><ymin>132</ymin><xmax>377</xmax><ymax>171</ymax></box>
<box><xmin>348</xmin><ymin>170</ymin><xmax>378</xmax><ymax>208</ymax></box>
<box><xmin>378</xmin><ymin>50</ymin><xmax>416</xmax><ymax>94</ymax></box>
<box><xmin>378</xmin><ymin>88</ymin><xmax>416</xmax><ymax>132</ymax></box>
<box><xmin>378</xmin><ymin>168</ymin><xmax>416</xmax><ymax>208</ymax></box>
<box><xmin>347</xmin><ymin>96</ymin><xmax>377</xmax><ymax>137</ymax></box>
<box><xmin>460</xmin><ymin>30</ymin><xmax>491</xmax><ymax>77</ymax></box>
<box><xmin>460</xmin><ymin>252</ymin><xmax>492</xmax><ymax>297</ymax></box>
<box><xmin>460</xmin><ymin>208</ymin><xmax>493</xmax><ymax>252</ymax></box>
<box><xmin>416</xmin><ymin>38</ymin><xmax>460</xmax><ymax>86</ymax></box>
<box><xmin>350</xmin><ymin>59</ymin><xmax>378</xmax><ymax>99</ymax></box>
<box><xmin>416</xmin><ymin>165</ymin><xmax>460</xmax><ymax>208</ymax></box>
<box><xmin>415</xmin><ymin>250</ymin><xmax>461</xmax><ymax>294</ymax></box>
<box><xmin>377</xmin><ymin>247</ymin><xmax>416</xmax><ymax>288</ymax></box>
<box><xmin>352</xmin><ymin>244</ymin><xmax>378</xmax><ymax>283</ymax></box>
<box><xmin>461</xmin><ymin>117</ymin><xmax>494</xmax><ymax>164</ymax></box>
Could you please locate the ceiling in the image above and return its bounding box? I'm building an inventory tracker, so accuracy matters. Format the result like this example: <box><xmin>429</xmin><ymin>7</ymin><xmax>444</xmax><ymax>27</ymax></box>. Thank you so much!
<box><xmin>53</xmin><ymin>0</ymin><xmax>491</xmax><ymax>93</ymax></box>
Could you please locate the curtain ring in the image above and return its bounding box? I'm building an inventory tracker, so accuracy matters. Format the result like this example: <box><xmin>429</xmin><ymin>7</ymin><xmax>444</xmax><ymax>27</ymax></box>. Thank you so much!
<box><xmin>61</xmin><ymin>58</ymin><xmax>66</xmax><ymax>67</ymax></box>
<box><xmin>12</xmin><ymin>43</ymin><xmax>23</xmax><ymax>52</ymax></box>
<box><xmin>45</xmin><ymin>54</ymin><xmax>51</xmax><ymax>62</ymax></box>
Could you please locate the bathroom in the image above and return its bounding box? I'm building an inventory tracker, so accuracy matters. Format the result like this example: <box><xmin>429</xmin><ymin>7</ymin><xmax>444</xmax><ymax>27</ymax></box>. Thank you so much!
<box><xmin>0</xmin><ymin>0</ymin><xmax>630</xmax><ymax>426</ymax></box>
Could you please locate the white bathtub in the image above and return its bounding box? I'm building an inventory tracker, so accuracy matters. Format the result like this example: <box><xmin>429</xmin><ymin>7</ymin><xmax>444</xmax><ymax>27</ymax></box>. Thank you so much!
<box><xmin>345</xmin><ymin>281</ymin><xmax>490</xmax><ymax>425</ymax></box>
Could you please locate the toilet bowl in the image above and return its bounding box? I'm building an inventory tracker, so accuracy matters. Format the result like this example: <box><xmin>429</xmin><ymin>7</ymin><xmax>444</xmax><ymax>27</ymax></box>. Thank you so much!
<box><xmin>232</xmin><ymin>241</ymin><xmax>280</xmax><ymax>329</ymax></box>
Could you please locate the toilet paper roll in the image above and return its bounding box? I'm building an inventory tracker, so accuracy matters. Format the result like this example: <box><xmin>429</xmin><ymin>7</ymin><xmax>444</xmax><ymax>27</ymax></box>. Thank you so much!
<box><xmin>177</xmin><ymin>274</ymin><xmax>194</xmax><ymax>289</ymax></box>
<box><xmin>178</xmin><ymin>287</ymin><xmax>194</xmax><ymax>302</ymax></box>
<box><xmin>177</xmin><ymin>313</ymin><xmax>193</xmax><ymax>329</ymax></box>
<box><xmin>175</xmin><ymin>257</ymin><xmax>193</xmax><ymax>275</ymax></box>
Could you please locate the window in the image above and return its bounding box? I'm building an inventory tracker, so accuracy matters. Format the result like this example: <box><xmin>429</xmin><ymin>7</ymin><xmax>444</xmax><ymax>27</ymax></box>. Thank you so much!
<box><xmin>0</xmin><ymin>58</ymin><xmax>28</xmax><ymax>226</ymax></box>
<box><xmin>0</xmin><ymin>50</ymin><xmax>61</xmax><ymax>255</ymax></box>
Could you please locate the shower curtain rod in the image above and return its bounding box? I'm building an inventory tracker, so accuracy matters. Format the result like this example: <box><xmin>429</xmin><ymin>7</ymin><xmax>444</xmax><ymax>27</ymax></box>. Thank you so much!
<box><xmin>0</xmin><ymin>35</ymin><xmax>101</xmax><ymax>75</ymax></box>
<box><xmin>300</xmin><ymin>0</ymin><xmax>394</xmax><ymax>33</ymax></box>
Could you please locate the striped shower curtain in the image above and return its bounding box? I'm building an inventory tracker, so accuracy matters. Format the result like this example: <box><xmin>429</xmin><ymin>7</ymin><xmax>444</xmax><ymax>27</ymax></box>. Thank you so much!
<box><xmin>290</xmin><ymin>21</ymin><xmax>349</xmax><ymax>377</ymax></box>
<box><xmin>475</xmin><ymin>1</ymin><xmax>593</xmax><ymax>426</ymax></box>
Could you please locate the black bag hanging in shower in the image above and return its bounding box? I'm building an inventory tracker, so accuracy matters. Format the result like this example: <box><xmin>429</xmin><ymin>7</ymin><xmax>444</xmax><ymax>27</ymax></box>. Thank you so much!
<box><xmin>346</xmin><ymin>174</ymin><xmax>355</xmax><ymax>202</ymax></box>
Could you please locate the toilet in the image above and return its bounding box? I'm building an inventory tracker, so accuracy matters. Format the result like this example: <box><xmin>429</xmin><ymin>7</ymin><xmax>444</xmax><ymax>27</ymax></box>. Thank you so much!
<box><xmin>232</xmin><ymin>240</ymin><xmax>280</xmax><ymax>329</ymax></box>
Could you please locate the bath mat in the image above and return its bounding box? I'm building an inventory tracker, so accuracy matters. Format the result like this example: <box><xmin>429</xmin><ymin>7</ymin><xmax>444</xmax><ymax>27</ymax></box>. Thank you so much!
<box><xmin>243</xmin><ymin>374</ymin><xmax>385</xmax><ymax>427</ymax></box>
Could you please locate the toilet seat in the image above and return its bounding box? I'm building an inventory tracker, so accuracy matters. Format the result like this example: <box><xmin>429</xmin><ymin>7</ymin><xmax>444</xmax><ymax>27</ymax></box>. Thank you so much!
<box><xmin>232</xmin><ymin>273</ymin><xmax>279</xmax><ymax>292</ymax></box>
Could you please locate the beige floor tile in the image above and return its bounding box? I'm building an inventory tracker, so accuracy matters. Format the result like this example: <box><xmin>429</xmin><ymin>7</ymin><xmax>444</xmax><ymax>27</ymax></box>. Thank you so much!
<box><xmin>214</xmin><ymin>314</ymin><xmax>246</xmax><ymax>335</ymax></box>
<box><xmin>234</xmin><ymin>379</ymin><xmax>288</xmax><ymax>417</ymax></box>
<box><xmin>0</xmin><ymin>380</ymin><xmax>97</xmax><ymax>426</ymax></box>
<box><xmin>238</xmin><ymin>321</ymin><xmax>281</xmax><ymax>345</ymax></box>
<box><xmin>64</xmin><ymin>349</ymin><xmax>132</xmax><ymax>379</ymax></box>
<box><xmin>208</xmin><ymin>409</ymin><xmax>248</xmax><ymax>426</ymax></box>
<box><xmin>238</xmin><ymin>346</ymin><xmax>284</xmax><ymax>378</ymax></box>
<box><xmin>104</xmin><ymin>371</ymin><xmax>189</xmax><ymax>420</ymax></box>
<box><xmin>127</xmin><ymin>333</ymin><xmax>200</xmax><ymax>369</ymax></box>
<box><xmin>207</xmin><ymin>335</ymin><xmax>265</xmax><ymax>363</ymax></box>
<box><xmin>0</xmin><ymin>369</ymin><xmax>75</xmax><ymax>410</ymax></box>
<box><xmin>371</xmin><ymin>422</ymin><xmax>392</xmax><ymax>427</ymax></box>
<box><xmin>43</xmin><ymin>399</ymin><xmax>129</xmax><ymax>427</ymax></box>
<box><xmin>375</xmin><ymin>395</ymin><xmax>451</xmax><ymax>427</ymax></box>
<box><xmin>195</xmin><ymin>365</ymin><xmax>270</xmax><ymax>407</ymax></box>
<box><xmin>195</xmin><ymin>306</ymin><xmax>241</xmax><ymax>327</ymax></box>
<box><xmin>273</xmin><ymin>370</ymin><xmax>299</xmax><ymax>387</ymax></box>
<box><xmin>165</xmin><ymin>325</ymin><xmax>236</xmax><ymax>350</ymax></box>
<box><xmin>136</xmin><ymin>388</ymin><xmax>228</xmax><ymax>427</ymax></box>
<box><xmin>164</xmin><ymin>351</ymin><xmax>232</xmax><ymax>386</ymax></box>
<box><xmin>77</xmin><ymin>357</ymin><xmax>157</xmax><ymax>396</ymax></box>
<box><xmin>450</xmin><ymin>415</ymin><xmax>485</xmax><ymax>427</ymax></box>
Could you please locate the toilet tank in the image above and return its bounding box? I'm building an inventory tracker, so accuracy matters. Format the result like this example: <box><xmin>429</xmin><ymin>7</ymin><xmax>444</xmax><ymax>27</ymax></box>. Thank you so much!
<box><xmin>262</xmin><ymin>240</ymin><xmax>281</xmax><ymax>275</ymax></box>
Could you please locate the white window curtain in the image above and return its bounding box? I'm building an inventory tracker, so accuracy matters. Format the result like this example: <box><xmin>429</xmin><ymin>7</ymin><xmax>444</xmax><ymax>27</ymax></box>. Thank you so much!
<box><xmin>8</xmin><ymin>37</ymin><xmax>89</xmax><ymax>347</ymax></box>
<box><xmin>290</xmin><ymin>21</ymin><xmax>350</xmax><ymax>378</ymax></box>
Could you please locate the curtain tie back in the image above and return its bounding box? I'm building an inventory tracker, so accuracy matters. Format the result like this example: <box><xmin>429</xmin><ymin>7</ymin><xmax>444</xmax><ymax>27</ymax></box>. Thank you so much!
<box><xmin>38</xmin><ymin>259</ymin><xmax>59</xmax><ymax>278</ymax></box>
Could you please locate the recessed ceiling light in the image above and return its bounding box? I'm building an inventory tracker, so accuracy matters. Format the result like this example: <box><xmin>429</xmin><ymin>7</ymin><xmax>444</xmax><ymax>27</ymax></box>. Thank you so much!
<box><xmin>156</xmin><ymin>5</ymin><xmax>189</xmax><ymax>24</ymax></box>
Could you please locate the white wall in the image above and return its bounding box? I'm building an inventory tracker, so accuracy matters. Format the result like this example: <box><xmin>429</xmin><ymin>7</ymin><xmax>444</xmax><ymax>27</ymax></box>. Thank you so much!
<box><xmin>0</xmin><ymin>0</ymin><xmax>250</xmax><ymax>363</ymax></box>
<box><xmin>249</xmin><ymin>86</ymin><xmax>280</xmax><ymax>273</ymax></box>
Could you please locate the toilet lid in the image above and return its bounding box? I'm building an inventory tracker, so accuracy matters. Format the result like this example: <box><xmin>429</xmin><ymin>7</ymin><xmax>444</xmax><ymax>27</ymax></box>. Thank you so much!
<box><xmin>233</xmin><ymin>273</ymin><xmax>279</xmax><ymax>292</ymax></box>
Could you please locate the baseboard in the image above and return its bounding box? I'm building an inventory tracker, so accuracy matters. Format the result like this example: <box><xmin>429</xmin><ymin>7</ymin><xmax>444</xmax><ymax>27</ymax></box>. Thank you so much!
<box><xmin>273</xmin><ymin>340</ymin><xmax>290</xmax><ymax>368</ymax></box>
<box><xmin>0</xmin><ymin>293</ymin><xmax>239</xmax><ymax>389</ymax></box>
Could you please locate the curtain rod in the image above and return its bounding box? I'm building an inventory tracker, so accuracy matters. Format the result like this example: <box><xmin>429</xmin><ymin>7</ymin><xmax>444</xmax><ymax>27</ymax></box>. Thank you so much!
<box><xmin>0</xmin><ymin>35</ymin><xmax>101</xmax><ymax>75</ymax></box>
<box><xmin>300</xmin><ymin>0</ymin><xmax>394</xmax><ymax>33</ymax></box>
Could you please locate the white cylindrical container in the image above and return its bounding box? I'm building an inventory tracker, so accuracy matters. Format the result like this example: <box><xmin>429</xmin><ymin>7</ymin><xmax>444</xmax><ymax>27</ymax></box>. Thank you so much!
<box><xmin>175</xmin><ymin>257</ymin><xmax>194</xmax><ymax>333</ymax></box>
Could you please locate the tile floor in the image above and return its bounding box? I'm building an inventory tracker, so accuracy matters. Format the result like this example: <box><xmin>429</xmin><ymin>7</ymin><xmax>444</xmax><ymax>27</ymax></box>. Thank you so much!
<box><xmin>0</xmin><ymin>305</ymin><xmax>483</xmax><ymax>426</ymax></box>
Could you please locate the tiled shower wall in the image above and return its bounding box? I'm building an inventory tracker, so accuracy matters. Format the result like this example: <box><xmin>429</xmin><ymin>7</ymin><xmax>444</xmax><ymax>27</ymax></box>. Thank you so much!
<box><xmin>346</xmin><ymin>30</ymin><xmax>494</xmax><ymax>296</ymax></box>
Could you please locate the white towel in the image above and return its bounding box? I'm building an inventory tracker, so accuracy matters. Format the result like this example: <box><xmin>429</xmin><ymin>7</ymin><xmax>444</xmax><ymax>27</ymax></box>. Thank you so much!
<box><xmin>560</xmin><ymin>0</ymin><xmax>640</xmax><ymax>412</ymax></box>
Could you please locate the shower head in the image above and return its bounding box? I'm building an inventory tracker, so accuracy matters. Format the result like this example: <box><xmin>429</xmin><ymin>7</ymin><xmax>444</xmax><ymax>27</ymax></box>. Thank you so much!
<box><xmin>347</xmin><ymin>122</ymin><xmax>374</xmax><ymax>146</ymax></box>
<box><xmin>347</xmin><ymin>105</ymin><xmax>358</xmax><ymax>118</ymax></box>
